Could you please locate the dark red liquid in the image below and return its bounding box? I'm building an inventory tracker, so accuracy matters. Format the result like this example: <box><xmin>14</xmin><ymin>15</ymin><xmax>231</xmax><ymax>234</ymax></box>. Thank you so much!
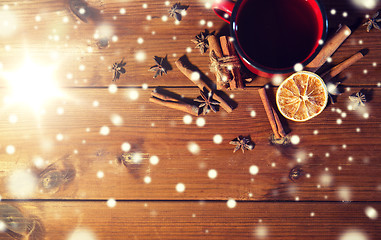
<box><xmin>235</xmin><ymin>0</ymin><xmax>319</xmax><ymax>69</ymax></box>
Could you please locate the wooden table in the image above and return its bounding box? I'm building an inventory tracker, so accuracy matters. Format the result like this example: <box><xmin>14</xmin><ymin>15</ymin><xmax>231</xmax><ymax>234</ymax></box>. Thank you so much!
<box><xmin>0</xmin><ymin>0</ymin><xmax>380</xmax><ymax>239</ymax></box>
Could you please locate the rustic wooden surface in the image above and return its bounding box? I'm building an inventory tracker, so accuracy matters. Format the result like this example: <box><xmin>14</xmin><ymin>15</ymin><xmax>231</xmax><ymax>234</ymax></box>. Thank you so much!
<box><xmin>0</xmin><ymin>0</ymin><xmax>380</xmax><ymax>239</ymax></box>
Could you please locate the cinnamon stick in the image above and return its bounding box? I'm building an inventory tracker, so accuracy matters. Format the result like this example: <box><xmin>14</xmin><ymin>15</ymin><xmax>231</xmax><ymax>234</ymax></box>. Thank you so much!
<box><xmin>306</xmin><ymin>25</ymin><xmax>351</xmax><ymax>72</ymax></box>
<box><xmin>149</xmin><ymin>90</ymin><xmax>200</xmax><ymax>116</ymax></box>
<box><xmin>208</xmin><ymin>35</ymin><xmax>229</xmax><ymax>90</ymax></box>
<box><xmin>321</xmin><ymin>51</ymin><xmax>364</xmax><ymax>81</ymax></box>
<box><xmin>175</xmin><ymin>57</ymin><xmax>233</xmax><ymax>113</ymax></box>
<box><xmin>220</xmin><ymin>36</ymin><xmax>244</xmax><ymax>90</ymax></box>
<box><xmin>258</xmin><ymin>88</ymin><xmax>286</xmax><ymax>138</ymax></box>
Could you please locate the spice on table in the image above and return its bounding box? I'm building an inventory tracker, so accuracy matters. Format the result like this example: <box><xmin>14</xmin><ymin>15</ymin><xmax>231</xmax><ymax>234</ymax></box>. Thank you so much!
<box><xmin>321</xmin><ymin>51</ymin><xmax>364</xmax><ymax>82</ymax></box>
<box><xmin>258</xmin><ymin>87</ymin><xmax>286</xmax><ymax>139</ymax></box>
<box><xmin>269</xmin><ymin>134</ymin><xmax>290</xmax><ymax>146</ymax></box>
<box><xmin>349</xmin><ymin>91</ymin><xmax>366</xmax><ymax>109</ymax></box>
<box><xmin>149</xmin><ymin>88</ymin><xmax>200</xmax><ymax>116</ymax></box>
<box><xmin>112</xmin><ymin>58</ymin><xmax>126</xmax><ymax>81</ymax></box>
<box><xmin>208</xmin><ymin>35</ymin><xmax>230</xmax><ymax>89</ymax></box>
<box><xmin>175</xmin><ymin>56</ymin><xmax>233</xmax><ymax>113</ymax></box>
<box><xmin>149</xmin><ymin>55</ymin><xmax>169</xmax><ymax>78</ymax></box>
<box><xmin>229</xmin><ymin>135</ymin><xmax>254</xmax><ymax>153</ymax></box>
<box><xmin>194</xmin><ymin>89</ymin><xmax>220</xmax><ymax>115</ymax></box>
<box><xmin>219</xmin><ymin>36</ymin><xmax>244</xmax><ymax>90</ymax></box>
<box><xmin>306</xmin><ymin>25</ymin><xmax>351</xmax><ymax>72</ymax></box>
<box><xmin>168</xmin><ymin>2</ymin><xmax>189</xmax><ymax>21</ymax></box>
<box><xmin>289</xmin><ymin>166</ymin><xmax>304</xmax><ymax>182</ymax></box>
<box><xmin>363</xmin><ymin>11</ymin><xmax>381</xmax><ymax>32</ymax></box>
<box><xmin>69</xmin><ymin>0</ymin><xmax>89</xmax><ymax>23</ymax></box>
<box><xmin>192</xmin><ymin>29</ymin><xmax>215</xmax><ymax>54</ymax></box>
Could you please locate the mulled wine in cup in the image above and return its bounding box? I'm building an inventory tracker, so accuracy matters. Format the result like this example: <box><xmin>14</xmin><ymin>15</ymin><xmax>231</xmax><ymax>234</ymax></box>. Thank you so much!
<box><xmin>213</xmin><ymin>0</ymin><xmax>328</xmax><ymax>78</ymax></box>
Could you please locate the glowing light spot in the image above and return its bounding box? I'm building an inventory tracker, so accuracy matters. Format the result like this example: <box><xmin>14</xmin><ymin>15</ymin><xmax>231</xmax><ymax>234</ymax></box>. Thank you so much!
<box><xmin>186</xmin><ymin>47</ymin><xmax>192</xmax><ymax>53</ymax></box>
<box><xmin>290</xmin><ymin>135</ymin><xmax>300</xmax><ymax>145</ymax></box>
<box><xmin>348</xmin><ymin>156</ymin><xmax>353</xmax><ymax>162</ymax></box>
<box><xmin>149</xmin><ymin>155</ymin><xmax>159</xmax><ymax>165</ymax></box>
<box><xmin>356</xmin><ymin>127</ymin><xmax>361</xmax><ymax>132</ymax></box>
<box><xmin>110</xmin><ymin>114</ymin><xmax>124</xmax><ymax>126</ymax></box>
<box><xmin>144</xmin><ymin>176</ymin><xmax>151</xmax><ymax>184</ymax></box>
<box><xmin>183</xmin><ymin>115</ymin><xmax>192</xmax><ymax>124</ymax></box>
<box><xmin>247</xmin><ymin>165</ymin><xmax>259</xmax><ymax>175</ymax></box>
<box><xmin>35</xmin><ymin>15</ymin><xmax>41</xmax><ymax>21</ymax></box>
<box><xmin>342</xmin><ymin>11</ymin><xmax>348</xmax><ymax>17</ymax></box>
<box><xmin>326</xmin><ymin>57</ymin><xmax>332</xmax><ymax>63</ymax></box>
<box><xmin>190</xmin><ymin>71</ymin><xmax>200</xmax><ymax>81</ymax></box>
<box><xmin>136</xmin><ymin>37</ymin><xmax>144</xmax><ymax>45</ymax></box>
<box><xmin>128</xmin><ymin>90</ymin><xmax>139</xmax><ymax>100</ymax></box>
<box><xmin>112</xmin><ymin>35</ymin><xmax>118</xmax><ymax>42</ymax></box>
<box><xmin>295</xmin><ymin>196</ymin><xmax>300</xmax><ymax>201</ymax></box>
<box><xmin>142</xmin><ymin>3</ymin><xmax>148</xmax><ymax>8</ymax></box>
<box><xmin>227</xmin><ymin>198</ymin><xmax>236</xmax><ymax>208</ymax></box>
<box><xmin>310</xmin><ymin>212</ymin><xmax>315</xmax><ymax>217</ymax></box>
<box><xmin>176</xmin><ymin>183</ymin><xmax>185</xmax><ymax>192</ymax></box>
<box><xmin>78</xmin><ymin>8</ymin><xmax>86</xmax><ymax>15</ymax></box>
<box><xmin>4</xmin><ymin>45</ymin><xmax>11</xmax><ymax>51</ymax></box>
<box><xmin>142</xmin><ymin>83</ymin><xmax>148</xmax><ymax>89</ymax></box>
<box><xmin>100</xmin><ymin>126</ymin><xmax>110</xmax><ymax>136</ymax></box>
<box><xmin>363</xmin><ymin>112</ymin><xmax>369</xmax><ymax>119</ymax></box>
<box><xmin>294</xmin><ymin>63</ymin><xmax>303</xmax><ymax>72</ymax></box>
<box><xmin>107</xmin><ymin>198</ymin><xmax>117</xmax><ymax>208</ymax></box>
<box><xmin>330</xmin><ymin>9</ymin><xmax>336</xmax><ymax>15</ymax></box>
<box><xmin>319</xmin><ymin>39</ymin><xmax>324</xmax><ymax>45</ymax></box>
<box><xmin>9</xmin><ymin>114</ymin><xmax>18</xmax><ymax>123</ymax></box>
<box><xmin>93</xmin><ymin>100</ymin><xmax>99</xmax><ymax>107</ymax></box>
<box><xmin>6</xmin><ymin>145</ymin><xmax>15</xmax><ymax>154</ymax></box>
<box><xmin>0</xmin><ymin>220</ymin><xmax>6</xmax><ymax>232</ymax></box>
<box><xmin>365</xmin><ymin>206</ymin><xmax>378</xmax><ymax>220</ymax></box>
<box><xmin>120</xmin><ymin>8</ymin><xmax>126</xmax><ymax>14</ymax></box>
<box><xmin>187</xmin><ymin>142</ymin><xmax>200</xmax><ymax>155</ymax></box>
<box><xmin>165</xmin><ymin>1</ymin><xmax>170</xmax><ymax>6</ymax></box>
<box><xmin>7</xmin><ymin>169</ymin><xmax>37</xmax><ymax>198</ymax></box>
<box><xmin>271</xmin><ymin>75</ymin><xmax>283</xmax><ymax>85</ymax></box>
<box><xmin>338</xmin><ymin>186</ymin><xmax>351</xmax><ymax>201</ymax></box>
<box><xmin>254</xmin><ymin>225</ymin><xmax>268</xmax><ymax>239</ymax></box>
<box><xmin>200</xmin><ymin>19</ymin><xmax>206</xmax><ymax>25</ymax></box>
<box><xmin>352</xmin><ymin>0</ymin><xmax>377</xmax><ymax>9</ymax></box>
<box><xmin>108</xmin><ymin>84</ymin><xmax>118</xmax><ymax>94</ymax></box>
<box><xmin>56</xmin><ymin>133</ymin><xmax>64</xmax><ymax>141</ymax></box>
<box><xmin>97</xmin><ymin>171</ymin><xmax>104</xmax><ymax>179</ymax></box>
<box><xmin>213</xmin><ymin>134</ymin><xmax>223</xmax><ymax>144</ymax></box>
<box><xmin>337</xmin><ymin>118</ymin><xmax>342</xmax><ymax>124</ymax></box>
<box><xmin>146</xmin><ymin>15</ymin><xmax>152</xmax><ymax>20</ymax></box>
<box><xmin>161</xmin><ymin>15</ymin><xmax>168</xmax><ymax>21</ymax></box>
<box><xmin>121</xmin><ymin>142</ymin><xmax>131</xmax><ymax>152</ymax></box>
<box><xmin>250</xmin><ymin>110</ymin><xmax>256</xmax><ymax>117</ymax></box>
<box><xmin>271</xmin><ymin>162</ymin><xmax>276</xmax><ymax>167</ymax></box>
<box><xmin>207</xmin><ymin>21</ymin><xmax>213</xmax><ymax>27</ymax></box>
<box><xmin>196</xmin><ymin>117</ymin><xmax>206</xmax><ymax>127</ymax></box>
<box><xmin>339</xmin><ymin>229</ymin><xmax>368</xmax><ymax>240</ymax></box>
<box><xmin>208</xmin><ymin>169</ymin><xmax>218</xmax><ymax>179</ymax></box>
<box><xmin>320</xmin><ymin>173</ymin><xmax>333</xmax><ymax>187</ymax></box>
<box><xmin>67</xmin><ymin>228</ymin><xmax>97</xmax><ymax>240</ymax></box>
<box><xmin>359</xmin><ymin>39</ymin><xmax>363</xmax><ymax>45</ymax></box>
<box><xmin>33</xmin><ymin>156</ymin><xmax>45</xmax><ymax>168</ymax></box>
<box><xmin>373</xmin><ymin>62</ymin><xmax>377</xmax><ymax>67</ymax></box>
<box><xmin>135</xmin><ymin>50</ymin><xmax>146</xmax><ymax>62</ymax></box>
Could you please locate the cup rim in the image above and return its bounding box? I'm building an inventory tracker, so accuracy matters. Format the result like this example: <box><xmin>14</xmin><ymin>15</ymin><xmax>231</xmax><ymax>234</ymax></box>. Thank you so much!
<box><xmin>230</xmin><ymin>0</ymin><xmax>328</xmax><ymax>75</ymax></box>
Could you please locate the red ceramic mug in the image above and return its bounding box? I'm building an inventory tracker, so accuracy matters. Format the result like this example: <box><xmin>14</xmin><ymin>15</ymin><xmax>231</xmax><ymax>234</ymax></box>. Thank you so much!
<box><xmin>213</xmin><ymin>0</ymin><xmax>328</xmax><ymax>78</ymax></box>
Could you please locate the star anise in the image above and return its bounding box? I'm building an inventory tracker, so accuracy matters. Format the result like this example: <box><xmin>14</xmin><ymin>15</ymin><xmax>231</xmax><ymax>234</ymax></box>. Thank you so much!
<box><xmin>349</xmin><ymin>91</ymin><xmax>366</xmax><ymax>109</ymax></box>
<box><xmin>289</xmin><ymin>166</ymin><xmax>304</xmax><ymax>182</ymax></box>
<box><xmin>363</xmin><ymin>11</ymin><xmax>381</xmax><ymax>32</ymax></box>
<box><xmin>326</xmin><ymin>81</ymin><xmax>343</xmax><ymax>104</ymax></box>
<box><xmin>112</xmin><ymin>59</ymin><xmax>126</xmax><ymax>81</ymax></box>
<box><xmin>191</xmin><ymin>30</ymin><xmax>215</xmax><ymax>54</ymax></box>
<box><xmin>194</xmin><ymin>89</ymin><xmax>220</xmax><ymax>115</ymax></box>
<box><xmin>149</xmin><ymin>55</ymin><xmax>168</xmax><ymax>78</ymax></box>
<box><xmin>168</xmin><ymin>2</ymin><xmax>189</xmax><ymax>21</ymax></box>
<box><xmin>229</xmin><ymin>135</ymin><xmax>254</xmax><ymax>153</ymax></box>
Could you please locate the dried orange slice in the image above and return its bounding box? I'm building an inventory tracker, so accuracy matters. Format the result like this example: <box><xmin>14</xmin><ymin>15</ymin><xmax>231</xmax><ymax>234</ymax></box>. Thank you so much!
<box><xmin>276</xmin><ymin>71</ymin><xmax>328</xmax><ymax>122</ymax></box>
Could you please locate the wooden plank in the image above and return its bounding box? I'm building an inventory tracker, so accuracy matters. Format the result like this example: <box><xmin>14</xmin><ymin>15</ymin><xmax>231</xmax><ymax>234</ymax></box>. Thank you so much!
<box><xmin>0</xmin><ymin>0</ymin><xmax>380</xmax><ymax>87</ymax></box>
<box><xmin>0</xmin><ymin>201</ymin><xmax>380</xmax><ymax>239</ymax></box>
<box><xmin>0</xmin><ymin>88</ymin><xmax>380</xmax><ymax>200</ymax></box>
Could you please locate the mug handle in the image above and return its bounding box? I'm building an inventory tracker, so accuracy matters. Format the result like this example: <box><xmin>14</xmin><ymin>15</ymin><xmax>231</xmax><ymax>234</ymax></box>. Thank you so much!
<box><xmin>212</xmin><ymin>0</ymin><xmax>235</xmax><ymax>24</ymax></box>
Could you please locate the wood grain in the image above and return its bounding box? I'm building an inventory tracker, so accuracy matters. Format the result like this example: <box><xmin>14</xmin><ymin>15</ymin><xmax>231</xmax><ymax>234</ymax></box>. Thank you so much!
<box><xmin>0</xmin><ymin>201</ymin><xmax>380</xmax><ymax>240</ymax></box>
<box><xmin>0</xmin><ymin>88</ymin><xmax>380</xmax><ymax>201</ymax></box>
